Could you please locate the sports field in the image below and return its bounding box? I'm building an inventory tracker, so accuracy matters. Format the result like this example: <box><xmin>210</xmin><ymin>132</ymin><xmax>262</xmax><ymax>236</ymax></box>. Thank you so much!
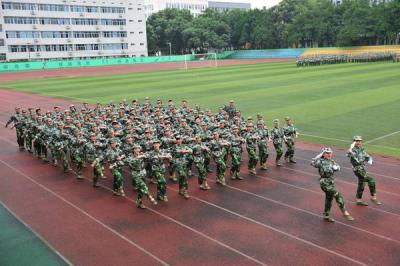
<box><xmin>1</xmin><ymin>61</ymin><xmax>399</xmax><ymax>157</ymax></box>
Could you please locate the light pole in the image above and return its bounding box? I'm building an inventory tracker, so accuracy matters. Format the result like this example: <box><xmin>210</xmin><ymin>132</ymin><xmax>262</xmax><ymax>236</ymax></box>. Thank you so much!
<box><xmin>167</xmin><ymin>42</ymin><xmax>172</xmax><ymax>56</ymax></box>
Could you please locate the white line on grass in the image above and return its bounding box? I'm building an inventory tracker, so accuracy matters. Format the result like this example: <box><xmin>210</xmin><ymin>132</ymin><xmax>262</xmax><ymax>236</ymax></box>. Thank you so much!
<box><xmin>0</xmin><ymin>201</ymin><xmax>73</xmax><ymax>266</ymax></box>
<box><xmin>365</xmin><ymin>130</ymin><xmax>400</xmax><ymax>144</ymax></box>
<box><xmin>0</xmin><ymin>159</ymin><xmax>170</xmax><ymax>266</ymax></box>
<box><xmin>300</xmin><ymin>133</ymin><xmax>400</xmax><ymax>152</ymax></box>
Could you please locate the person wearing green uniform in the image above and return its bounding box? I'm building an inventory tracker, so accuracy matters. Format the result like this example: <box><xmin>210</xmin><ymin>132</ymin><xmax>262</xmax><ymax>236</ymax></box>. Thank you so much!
<box><xmin>53</xmin><ymin>122</ymin><xmax>70</xmax><ymax>173</ymax></box>
<box><xmin>230</xmin><ymin>126</ymin><xmax>245</xmax><ymax>180</ymax></box>
<box><xmin>84</xmin><ymin>133</ymin><xmax>105</xmax><ymax>187</ymax></box>
<box><xmin>149</xmin><ymin>139</ymin><xmax>171</xmax><ymax>202</ymax></box>
<box><xmin>105</xmin><ymin>138</ymin><xmax>125</xmax><ymax>196</ymax></box>
<box><xmin>347</xmin><ymin>136</ymin><xmax>381</xmax><ymax>206</ymax></box>
<box><xmin>312</xmin><ymin>148</ymin><xmax>354</xmax><ymax>223</ymax></box>
<box><xmin>124</xmin><ymin>145</ymin><xmax>158</xmax><ymax>209</ymax></box>
<box><xmin>191</xmin><ymin>135</ymin><xmax>211</xmax><ymax>190</ymax></box>
<box><xmin>245</xmin><ymin>123</ymin><xmax>259</xmax><ymax>175</ymax></box>
<box><xmin>69</xmin><ymin>128</ymin><xmax>86</xmax><ymax>179</ymax></box>
<box><xmin>283</xmin><ymin>117</ymin><xmax>298</xmax><ymax>163</ymax></box>
<box><xmin>5</xmin><ymin>107</ymin><xmax>26</xmax><ymax>150</ymax></box>
<box><xmin>172</xmin><ymin>136</ymin><xmax>192</xmax><ymax>199</ymax></box>
<box><xmin>209</xmin><ymin>132</ymin><xmax>229</xmax><ymax>186</ymax></box>
<box><xmin>256</xmin><ymin>120</ymin><xmax>269</xmax><ymax>171</ymax></box>
<box><xmin>271</xmin><ymin>119</ymin><xmax>285</xmax><ymax>166</ymax></box>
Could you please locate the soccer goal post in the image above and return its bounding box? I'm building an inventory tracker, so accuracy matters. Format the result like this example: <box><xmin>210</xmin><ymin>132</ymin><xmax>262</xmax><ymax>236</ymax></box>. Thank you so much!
<box><xmin>184</xmin><ymin>53</ymin><xmax>218</xmax><ymax>70</ymax></box>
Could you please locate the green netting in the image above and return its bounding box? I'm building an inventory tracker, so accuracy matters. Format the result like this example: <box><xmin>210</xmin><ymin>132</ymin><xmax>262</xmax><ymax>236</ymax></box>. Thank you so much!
<box><xmin>0</xmin><ymin>52</ymin><xmax>235</xmax><ymax>73</ymax></box>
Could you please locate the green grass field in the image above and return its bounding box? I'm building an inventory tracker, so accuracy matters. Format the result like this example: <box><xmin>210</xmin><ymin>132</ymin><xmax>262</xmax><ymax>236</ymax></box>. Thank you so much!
<box><xmin>1</xmin><ymin>61</ymin><xmax>399</xmax><ymax>157</ymax></box>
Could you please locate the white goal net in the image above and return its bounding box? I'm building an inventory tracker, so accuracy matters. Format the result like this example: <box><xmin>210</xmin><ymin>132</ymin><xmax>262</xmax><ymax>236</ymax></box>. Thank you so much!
<box><xmin>184</xmin><ymin>53</ymin><xmax>218</xmax><ymax>70</ymax></box>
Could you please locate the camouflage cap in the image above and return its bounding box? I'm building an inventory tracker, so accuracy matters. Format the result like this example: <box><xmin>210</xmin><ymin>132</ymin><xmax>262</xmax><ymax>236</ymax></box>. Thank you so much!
<box><xmin>89</xmin><ymin>133</ymin><xmax>96</xmax><ymax>137</ymax></box>
<box><xmin>109</xmin><ymin>138</ymin><xmax>118</xmax><ymax>143</ymax></box>
<box><xmin>353</xmin><ymin>136</ymin><xmax>363</xmax><ymax>141</ymax></box>
<box><xmin>322</xmin><ymin>147</ymin><xmax>333</xmax><ymax>154</ymax></box>
<box><xmin>285</xmin><ymin>116</ymin><xmax>291</xmax><ymax>121</ymax></box>
<box><xmin>132</xmin><ymin>144</ymin><xmax>141</xmax><ymax>150</ymax></box>
<box><xmin>273</xmin><ymin>119</ymin><xmax>279</xmax><ymax>123</ymax></box>
<box><xmin>152</xmin><ymin>139</ymin><xmax>161</xmax><ymax>144</ymax></box>
<box><xmin>231</xmin><ymin>125</ymin><xmax>239</xmax><ymax>130</ymax></box>
<box><xmin>247</xmin><ymin>123</ymin><xmax>254</xmax><ymax>127</ymax></box>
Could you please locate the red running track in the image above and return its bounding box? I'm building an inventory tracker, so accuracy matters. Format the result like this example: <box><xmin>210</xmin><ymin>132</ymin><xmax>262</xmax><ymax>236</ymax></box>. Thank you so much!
<box><xmin>0</xmin><ymin>90</ymin><xmax>399</xmax><ymax>265</ymax></box>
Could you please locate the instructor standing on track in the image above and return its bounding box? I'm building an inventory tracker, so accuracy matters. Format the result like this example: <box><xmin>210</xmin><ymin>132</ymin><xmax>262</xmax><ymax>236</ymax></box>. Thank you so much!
<box><xmin>312</xmin><ymin>148</ymin><xmax>354</xmax><ymax>223</ymax></box>
<box><xmin>347</xmin><ymin>136</ymin><xmax>382</xmax><ymax>206</ymax></box>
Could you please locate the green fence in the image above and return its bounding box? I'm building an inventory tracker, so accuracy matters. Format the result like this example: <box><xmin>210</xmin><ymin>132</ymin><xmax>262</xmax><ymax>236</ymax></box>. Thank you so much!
<box><xmin>0</xmin><ymin>52</ymin><xmax>234</xmax><ymax>73</ymax></box>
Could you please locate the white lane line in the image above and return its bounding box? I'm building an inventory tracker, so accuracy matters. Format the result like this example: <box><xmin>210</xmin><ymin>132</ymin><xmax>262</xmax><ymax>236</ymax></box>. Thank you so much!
<box><xmin>221</xmin><ymin>180</ymin><xmax>400</xmax><ymax>244</ymax></box>
<box><xmin>0</xmin><ymin>159</ymin><xmax>170</xmax><ymax>266</ymax></box>
<box><xmin>365</xmin><ymin>131</ymin><xmax>400</xmax><ymax>144</ymax></box>
<box><xmin>300</xmin><ymin>133</ymin><xmax>400</xmax><ymax>151</ymax></box>
<box><xmin>0</xmin><ymin>201</ymin><xmax>73</xmax><ymax>266</ymax></box>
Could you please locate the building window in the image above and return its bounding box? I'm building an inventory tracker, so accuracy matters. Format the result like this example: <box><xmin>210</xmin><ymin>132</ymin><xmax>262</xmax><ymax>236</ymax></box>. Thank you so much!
<box><xmin>4</xmin><ymin>17</ymin><xmax>37</xmax><ymax>24</ymax></box>
<box><xmin>72</xmin><ymin>18</ymin><xmax>98</xmax><ymax>25</ymax></box>
<box><xmin>2</xmin><ymin>2</ymin><xmax>36</xmax><ymax>11</ymax></box>
<box><xmin>101</xmin><ymin>19</ymin><xmax>126</xmax><ymax>26</ymax></box>
<box><xmin>38</xmin><ymin>4</ymin><xmax>69</xmax><ymax>12</ymax></box>
<box><xmin>0</xmin><ymin>39</ymin><xmax>4</xmax><ymax>46</ymax></box>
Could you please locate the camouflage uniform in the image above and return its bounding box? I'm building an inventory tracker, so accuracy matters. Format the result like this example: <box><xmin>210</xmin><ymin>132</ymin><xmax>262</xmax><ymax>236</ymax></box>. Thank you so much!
<box><xmin>191</xmin><ymin>138</ymin><xmax>210</xmax><ymax>190</ymax></box>
<box><xmin>69</xmin><ymin>129</ymin><xmax>86</xmax><ymax>178</ymax></box>
<box><xmin>105</xmin><ymin>142</ymin><xmax>125</xmax><ymax>196</ymax></box>
<box><xmin>52</xmin><ymin>125</ymin><xmax>70</xmax><ymax>172</ymax></box>
<box><xmin>348</xmin><ymin>136</ymin><xmax>381</xmax><ymax>206</ymax></box>
<box><xmin>149</xmin><ymin>144</ymin><xmax>171</xmax><ymax>201</ymax></box>
<box><xmin>124</xmin><ymin>149</ymin><xmax>157</xmax><ymax>208</ymax></box>
<box><xmin>283</xmin><ymin>118</ymin><xmax>298</xmax><ymax>163</ymax></box>
<box><xmin>172</xmin><ymin>140</ymin><xmax>191</xmax><ymax>198</ymax></box>
<box><xmin>229</xmin><ymin>129</ymin><xmax>244</xmax><ymax>179</ymax></box>
<box><xmin>245</xmin><ymin>126</ymin><xmax>259</xmax><ymax>175</ymax></box>
<box><xmin>209</xmin><ymin>134</ymin><xmax>228</xmax><ymax>186</ymax></box>
<box><xmin>271</xmin><ymin>120</ymin><xmax>285</xmax><ymax>166</ymax></box>
<box><xmin>83</xmin><ymin>135</ymin><xmax>105</xmax><ymax>187</ymax></box>
<box><xmin>5</xmin><ymin>109</ymin><xmax>25</xmax><ymax>150</ymax></box>
<box><xmin>312</xmin><ymin>148</ymin><xmax>353</xmax><ymax>222</ymax></box>
<box><xmin>256</xmin><ymin>123</ymin><xmax>269</xmax><ymax>170</ymax></box>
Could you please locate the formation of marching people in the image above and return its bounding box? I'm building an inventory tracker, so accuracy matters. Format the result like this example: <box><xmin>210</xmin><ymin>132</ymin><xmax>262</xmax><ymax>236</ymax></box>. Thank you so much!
<box><xmin>5</xmin><ymin>98</ymin><xmax>380</xmax><ymax>222</ymax></box>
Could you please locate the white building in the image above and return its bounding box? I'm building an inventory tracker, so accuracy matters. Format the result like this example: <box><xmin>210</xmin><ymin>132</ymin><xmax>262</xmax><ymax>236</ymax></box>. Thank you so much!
<box><xmin>144</xmin><ymin>0</ymin><xmax>208</xmax><ymax>18</ymax></box>
<box><xmin>0</xmin><ymin>0</ymin><xmax>148</xmax><ymax>62</ymax></box>
<box><xmin>208</xmin><ymin>1</ymin><xmax>250</xmax><ymax>12</ymax></box>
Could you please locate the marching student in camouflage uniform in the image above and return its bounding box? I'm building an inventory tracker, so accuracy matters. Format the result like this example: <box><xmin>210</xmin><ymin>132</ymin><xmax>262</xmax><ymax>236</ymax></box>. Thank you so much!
<box><xmin>69</xmin><ymin>128</ymin><xmax>86</xmax><ymax>179</ymax></box>
<box><xmin>5</xmin><ymin>107</ymin><xmax>26</xmax><ymax>150</ymax></box>
<box><xmin>191</xmin><ymin>135</ymin><xmax>211</xmax><ymax>190</ymax></box>
<box><xmin>209</xmin><ymin>132</ymin><xmax>229</xmax><ymax>186</ymax></box>
<box><xmin>84</xmin><ymin>133</ymin><xmax>105</xmax><ymax>187</ymax></box>
<box><xmin>229</xmin><ymin>126</ymin><xmax>245</xmax><ymax>180</ymax></box>
<box><xmin>124</xmin><ymin>145</ymin><xmax>157</xmax><ymax>209</ymax></box>
<box><xmin>149</xmin><ymin>139</ymin><xmax>171</xmax><ymax>202</ymax></box>
<box><xmin>347</xmin><ymin>136</ymin><xmax>381</xmax><ymax>206</ymax></box>
<box><xmin>245</xmin><ymin>123</ymin><xmax>259</xmax><ymax>175</ymax></box>
<box><xmin>312</xmin><ymin>148</ymin><xmax>354</xmax><ymax>223</ymax></box>
<box><xmin>199</xmin><ymin>122</ymin><xmax>212</xmax><ymax>173</ymax></box>
<box><xmin>256</xmin><ymin>120</ymin><xmax>270</xmax><ymax>170</ymax></box>
<box><xmin>53</xmin><ymin>122</ymin><xmax>70</xmax><ymax>172</ymax></box>
<box><xmin>271</xmin><ymin>119</ymin><xmax>285</xmax><ymax>166</ymax></box>
<box><xmin>24</xmin><ymin>112</ymin><xmax>37</xmax><ymax>153</ymax></box>
<box><xmin>283</xmin><ymin>117</ymin><xmax>298</xmax><ymax>163</ymax></box>
<box><xmin>105</xmin><ymin>138</ymin><xmax>125</xmax><ymax>196</ymax></box>
<box><xmin>172</xmin><ymin>136</ymin><xmax>192</xmax><ymax>199</ymax></box>
<box><xmin>31</xmin><ymin>116</ymin><xmax>46</xmax><ymax>159</ymax></box>
<box><xmin>160</xmin><ymin>129</ymin><xmax>177</xmax><ymax>182</ymax></box>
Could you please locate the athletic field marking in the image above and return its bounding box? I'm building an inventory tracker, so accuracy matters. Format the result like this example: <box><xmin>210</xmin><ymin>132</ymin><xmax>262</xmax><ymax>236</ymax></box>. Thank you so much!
<box><xmin>365</xmin><ymin>130</ymin><xmax>400</xmax><ymax>144</ymax></box>
<box><xmin>300</xmin><ymin>133</ymin><xmax>400</xmax><ymax>152</ymax></box>
<box><xmin>0</xmin><ymin>201</ymin><xmax>73</xmax><ymax>266</ymax></box>
<box><xmin>0</xmin><ymin>159</ymin><xmax>170</xmax><ymax>266</ymax></box>
<box><xmin>220</xmin><ymin>180</ymin><xmax>400</xmax><ymax>244</ymax></box>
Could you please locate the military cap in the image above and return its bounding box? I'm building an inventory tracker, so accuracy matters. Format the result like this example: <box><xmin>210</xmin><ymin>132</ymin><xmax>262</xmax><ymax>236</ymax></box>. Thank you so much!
<box><xmin>195</xmin><ymin>135</ymin><xmax>202</xmax><ymax>138</ymax></box>
<box><xmin>22</xmin><ymin>110</ymin><xmax>27</xmax><ymax>113</ymax></box>
<box><xmin>64</xmin><ymin>109</ymin><xmax>70</xmax><ymax>113</ymax></box>
<box><xmin>73</xmin><ymin>127</ymin><xmax>80</xmax><ymax>132</ymax></box>
<box><xmin>273</xmin><ymin>119</ymin><xmax>279</xmax><ymax>123</ymax></box>
<box><xmin>229</xmin><ymin>99</ymin><xmax>234</xmax><ymax>103</ymax></box>
<box><xmin>152</xmin><ymin>139</ymin><xmax>161</xmax><ymax>144</ymax></box>
<box><xmin>322</xmin><ymin>147</ymin><xmax>333</xmax><ymax>154</ymax></box>
<box><xmin>257</xmin><ymin>120</ymin><xmax>264</xmax><ymax>125</ymax></box>
<box><xmin>257</xmin><ymin>113</ymin><xmax>263</xmax><ymax>118</ymax></box>
<box><xmin>247</xmin><ymin>116</ymin><xmax>253</xmax><ymax>121</ymax></box>
<box><xmin>65</xmin><ymin>116</ymin><xmax>71</xmax><ymax>120</ymax></box>
<box><xmin>353</xmin><ymin>136</ymin><xmax>363</xmax><ymax>141</ymax></box>
<box><xmin>132</xmin><ymin>144</ymin><xmax>141</xmax><ymax>150</ymax></box>
<box><xmin>89</xmin><ymin>133</ymin><xmax>96</xmax><ymax>137</ymax></box>
<box><xmin>201</xmin><ymin>122</ymin><xmax>207</xmax><ymax>126</ymax></box>
<box><xmin>285</xmin><ymin>116</ymin><xmax>291</xmax><ymax>121</ymax></box>
<box><xmin>15</xmin><ymin>107</ymin><xmax>21</xmax><ymax>110</ymax></box>
<box><xmin>56</xmin><ymin>122</ymin><xmax>64</xmax><ymax>127</ymax></box>
<box><xmin>219</xmin><ymin>120</ymin><xmax>226</xmax><ymax>124</ymax></box>
<box><xmin>175</xmin><ymin>135</ymin><xmax>183</xmax><ymax>139</ymax></box>
<box><xmin>232</xmin><ymin>125</ymin><xmax>239</xmax><ymax>130</ymax></box>
<box><xmin>247</xmin><ymin>123</ymin><xmax>254</xmax><ymax>127</ymax></box>
<box><xmin>109</xmin><ymin>138</ymin><xmax>118</xmax><ymax>143</ymax></box>
<box><xmin>111</xmin><ymin>121</ymin><xmax>119</xmax><ymax>125</ymax></box>
<box><xmin>144</xmin><ymin>129</ymin><xmax>152</xmax><ymax>133</ymax></box>
<box><xmin>212</xmin><ymin>131</ymin><xmax>219</xmax><ymax>135</ymax></box>
<box><xmin>69</xmin><ymin>104</ymin><xmax>75</xmax><ymax>107</ymax></box>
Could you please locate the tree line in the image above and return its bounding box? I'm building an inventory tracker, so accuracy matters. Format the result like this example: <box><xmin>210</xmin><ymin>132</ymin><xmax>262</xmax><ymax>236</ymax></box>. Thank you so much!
<box><xmin>146</xmin><ymin>0</ymin><xmax>400</xmax><ymax>55</ymax></box>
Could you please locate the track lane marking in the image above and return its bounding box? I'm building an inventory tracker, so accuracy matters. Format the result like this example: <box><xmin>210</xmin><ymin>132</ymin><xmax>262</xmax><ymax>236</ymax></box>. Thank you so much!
<box><xmin>0</xmin><ymin>201</ymin><xmax>73</xmax><ymax>266</ymax></box>
<box><xmin>0</xmin><ymin>159</ymin><xmax>170</xmax><ymax>266</ymax></box>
